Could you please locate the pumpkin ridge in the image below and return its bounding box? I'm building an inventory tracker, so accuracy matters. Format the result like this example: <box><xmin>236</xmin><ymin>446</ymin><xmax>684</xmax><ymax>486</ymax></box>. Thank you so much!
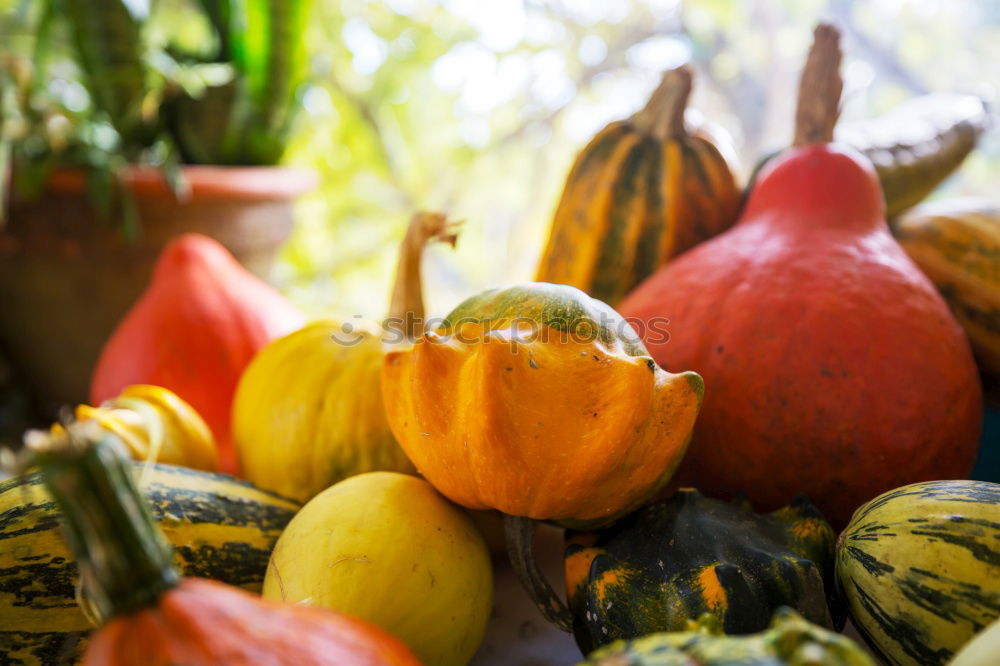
<box><xmin>592</xmin><ymin>139</ymin><xmax>658</xmax><ymax>304</ymax></box>
<box><xmin>631</xmin><ymin>142</ymin><xmax>666</xmax><ymax>287</ymax></box>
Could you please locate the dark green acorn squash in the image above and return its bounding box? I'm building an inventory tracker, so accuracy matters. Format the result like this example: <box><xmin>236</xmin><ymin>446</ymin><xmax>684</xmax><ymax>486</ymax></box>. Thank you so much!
<box><xmin>564</xmin><ymin>489</ymin><xmax>843</xmax><ymax>653</ymax></box>
<box><xmin>579</xmin><ymin>608</ymin><xmax>874</xmax><ymax>666</ymax></box>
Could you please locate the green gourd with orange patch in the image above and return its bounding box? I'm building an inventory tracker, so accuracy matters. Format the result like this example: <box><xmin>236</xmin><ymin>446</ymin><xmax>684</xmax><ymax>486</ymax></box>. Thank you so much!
<box><xmin>564</xmin><ymin>489</ymin><xmax>843</xmax><ymax>654</ymax></box>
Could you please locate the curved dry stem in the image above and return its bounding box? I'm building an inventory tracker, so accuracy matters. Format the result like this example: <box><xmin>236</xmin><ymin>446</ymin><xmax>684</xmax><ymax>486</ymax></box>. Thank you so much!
<box><xmin>632</xmin><ymin>64</ymin><xmax>694</xmax><ymax>140</ymax></box>
<box><xmin>504</xmin><ymin>514</ymin><xmax>574</xmax><ymax>632</ymax></box>
<box><xmin>793</xmin><ymin>22</ymin><xmax>844</xmax><ymax>147</ymax></box>
<box><xmin>385</xmin><ymin>211</ymin><xmax>460</xmax><ymax>340</ymax></box>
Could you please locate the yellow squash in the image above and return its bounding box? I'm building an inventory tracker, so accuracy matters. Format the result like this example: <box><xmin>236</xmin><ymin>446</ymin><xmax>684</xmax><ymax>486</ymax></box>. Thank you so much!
<box><xmin>61</xmin><ymin>384</ymin><xmax>218</xmax><ymax>471</ymax></box>
<box><xmin>262</xmin><ymin>472</ymin><xmax>493</xmax><ymax>666</ymax></box>
<box><xmin>233</xmin><ymin>212</ymin><xmax>457</xmax><ymax>502</ymax></box>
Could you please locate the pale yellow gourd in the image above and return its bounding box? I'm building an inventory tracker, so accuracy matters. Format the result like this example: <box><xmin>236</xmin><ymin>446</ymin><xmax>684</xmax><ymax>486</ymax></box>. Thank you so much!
<box><xmin>262</xmin><ymin>472</ymin><xmax>493</xmax><ymax>666</ymax></box>
<box><xmin>232</xmin><ymin>212</ymin><xmax>458</xmax><ymax>502</ymax></box>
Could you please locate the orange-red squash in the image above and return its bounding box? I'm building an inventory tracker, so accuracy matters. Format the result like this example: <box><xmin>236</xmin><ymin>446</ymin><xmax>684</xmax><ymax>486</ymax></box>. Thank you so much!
<box><xmin>85</xmin><ymin>579</ymin><xmax>421</xmax><ymax>666</ymax></box>
<box><xmin>618</xmin><ymin>25</ymin><xmax>982</xmax><ymax>527</ymax></box>
<box><xmin>90</xmin><ymin>233</ymin><xmax>304</xmax><ymax>475</ymax></box>
<box><xmin>20</xmin><ymin>422</ymin><xmax>421</xmax><ymax>666</ymax></box>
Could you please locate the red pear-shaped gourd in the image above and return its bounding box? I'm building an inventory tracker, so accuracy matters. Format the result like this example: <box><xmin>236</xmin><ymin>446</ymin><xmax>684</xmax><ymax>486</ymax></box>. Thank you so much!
<box><xmin>91</xmin><ymin>234</ymin><xmax>305</xmax><ymax>475</ymax></box>
<box><xmin>619</xmin><ymin>25</ymin><xmax>982</xmax><ymax>527</ymax></box>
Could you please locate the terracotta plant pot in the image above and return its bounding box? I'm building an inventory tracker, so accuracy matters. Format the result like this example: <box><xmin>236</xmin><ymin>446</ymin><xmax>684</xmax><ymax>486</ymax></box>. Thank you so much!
<box><xmin>0</xmin><ymin>165</ymin><xmax>317</xmax><ymax>418</ymax></box>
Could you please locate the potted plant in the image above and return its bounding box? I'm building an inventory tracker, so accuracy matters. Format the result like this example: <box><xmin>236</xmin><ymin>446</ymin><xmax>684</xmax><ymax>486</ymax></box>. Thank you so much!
<box><xmin>0</xmin><ymin>0</ymin><xmax>316</xmax><ymax>416</ymax></box>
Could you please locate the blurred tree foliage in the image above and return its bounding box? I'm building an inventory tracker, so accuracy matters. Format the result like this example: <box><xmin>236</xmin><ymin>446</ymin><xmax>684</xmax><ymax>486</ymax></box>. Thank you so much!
<box><xmin>2</xmin><ymin>0</ymin><xmax>997</xmax><ymax>320</ymax></box>
<box><xmin>278</xmin><ymin>0</ymin><xmax>998</xmax><ymax>319</ymax></box>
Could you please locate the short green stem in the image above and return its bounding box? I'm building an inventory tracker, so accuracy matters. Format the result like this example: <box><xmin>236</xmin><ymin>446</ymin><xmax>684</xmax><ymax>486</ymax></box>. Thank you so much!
<box><xmin>31</xmin><ymin>426</ymin><xmax>179</xmax><ymax>622</ymax></box>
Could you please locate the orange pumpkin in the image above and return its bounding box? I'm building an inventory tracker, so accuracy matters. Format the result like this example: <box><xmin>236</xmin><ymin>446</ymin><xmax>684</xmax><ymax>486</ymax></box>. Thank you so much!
<box><xmin>20</xmin><ymin>422</ymin><xmax>421</xmax><ymax>666</ymax></box>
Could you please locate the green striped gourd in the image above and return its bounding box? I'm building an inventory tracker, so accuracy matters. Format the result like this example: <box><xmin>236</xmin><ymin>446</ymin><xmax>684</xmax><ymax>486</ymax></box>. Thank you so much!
<box><xmin>0</xmin><ymin>462</ymin><xmax>299</xmax><ymax>665</ymax></box>
<box><xmin>836</xmin><ymin>480</ymin><xmax>1000</xmax><ymax>666</ymax></box>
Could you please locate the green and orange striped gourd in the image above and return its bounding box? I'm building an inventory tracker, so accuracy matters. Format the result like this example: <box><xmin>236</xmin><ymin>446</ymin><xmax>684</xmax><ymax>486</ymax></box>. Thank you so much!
<box><xmin>536</xmin><ymin>64</ymin><xmax>741</xmax><ymax>306</ymax></box>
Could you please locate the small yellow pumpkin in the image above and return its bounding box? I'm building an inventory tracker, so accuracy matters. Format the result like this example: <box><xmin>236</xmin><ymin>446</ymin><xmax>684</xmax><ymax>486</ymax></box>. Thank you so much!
<box><xmin>262</xmin><ymin>472</ymin><xmax>493</xmax><ymax>666</ymax></box>
<box><xmin>63</xmin><ymin>384</ymin><xmax>218</xmax><ymax>471</ymax></box>
<box><xmin>233</xmin><ymin>212</ymin><xmax>458</xmax><ymax>502</ymax></box>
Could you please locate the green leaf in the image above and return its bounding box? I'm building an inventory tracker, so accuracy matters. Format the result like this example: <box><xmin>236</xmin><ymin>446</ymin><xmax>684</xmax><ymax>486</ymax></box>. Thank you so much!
<box><xmin>219</xmin><ymin>0</ymin><xmax>312</xmax><ymax>164</ymax></box>
<box><xmin>258</xmin><ymin>0</ymin><xmax>312</xmax><ymax>143</ymax></box>
<box><xmin>30</xmin><ymin>0</ymin><xmax>57</xmax><ymax>95</ymax></box>
<box><xmin>64</xmin><ymin>0</ymin><xmax>157</xmax><ymax>152</ymax></box>
<box><xmin>195</xmin><ymin>0</ymin><xmax>232</xmax><ymax>60</ymax></box>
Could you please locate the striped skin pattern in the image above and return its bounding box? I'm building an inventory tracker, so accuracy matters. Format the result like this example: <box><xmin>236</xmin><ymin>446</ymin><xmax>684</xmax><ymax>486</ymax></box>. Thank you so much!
<box><xmin>893</xmin><ymin>200</ymin><xmax>1000</xmax><ymax>379</ymax></box>
<box><xmin>564</xmin><ymin>490</ymin><xmax>841</xmax><ymax>654</ymax></box>
<box><xmin>535</xmin><ymin>67</ymin><xmax>740</xmax><ymax>307</ymax></box>
<box><xmin>579</xmin><ymin>608</ymin><xmax>874</xmax><ymax>665</ymax></box>
<box><xmin>836</xmin><ymin>480</ymin><xmax>1000</xmax><ymax>666</ymax></box>
<box><xmin>0</xmin><ymin>463</ymin><xmax>298</xmax><ymax>666</ymax></box>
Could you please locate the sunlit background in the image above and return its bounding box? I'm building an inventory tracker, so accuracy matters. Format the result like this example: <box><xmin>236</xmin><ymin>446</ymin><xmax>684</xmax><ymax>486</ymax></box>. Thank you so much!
<box><xmin>3</xmin><ymin>0</ymin><xmax>999</xmax><ymax>319</ymax></box>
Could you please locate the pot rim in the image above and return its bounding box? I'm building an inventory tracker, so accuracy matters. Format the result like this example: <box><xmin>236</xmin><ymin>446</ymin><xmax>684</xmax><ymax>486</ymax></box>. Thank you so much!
<box><xmin>41</xmin><ymin>165</ymin><xmax>319</xmax><ymax>201</ymax></box>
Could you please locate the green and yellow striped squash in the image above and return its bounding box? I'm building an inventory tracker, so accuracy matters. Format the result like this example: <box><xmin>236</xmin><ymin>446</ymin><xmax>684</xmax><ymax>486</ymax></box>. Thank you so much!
<box><xmin>0</xmin><ymin>462</ymin><xmax>299</xmax><ymax>666</ymax></box>
<box><xmin>535</xmin><ymin>65</ymin><xmax>741</xmax><ymax>306</ymax></box>
<box><xmin>836</xmin><ymin>480</ymin><xmax>1000</xmax><ymax>666</ymax></box>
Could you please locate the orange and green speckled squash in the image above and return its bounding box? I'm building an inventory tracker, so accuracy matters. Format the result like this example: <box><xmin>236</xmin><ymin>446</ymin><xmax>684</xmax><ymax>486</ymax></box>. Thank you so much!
<box><xmin>382</xmin><ymin>282</ymin><xmax>703</xmax><ymax>630</ymax></box>
<box><xmin>383</xmin><ymin>283</ymin><xmax>703</xmax><ymax>527</ymax></box>
<box><xmin>580</xmin><ymin>608</ymin><xmax>873</xmax><ymax>666</ymax></box>
<box><xmin>564</xmin><ymin>489</ymin><xmax>843</xmax><ymax>654</ymax></box>
<box><xmin>535</xmin><ymin>65</ymin><xmax>741</xmax><ymax>306</ymax></box>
